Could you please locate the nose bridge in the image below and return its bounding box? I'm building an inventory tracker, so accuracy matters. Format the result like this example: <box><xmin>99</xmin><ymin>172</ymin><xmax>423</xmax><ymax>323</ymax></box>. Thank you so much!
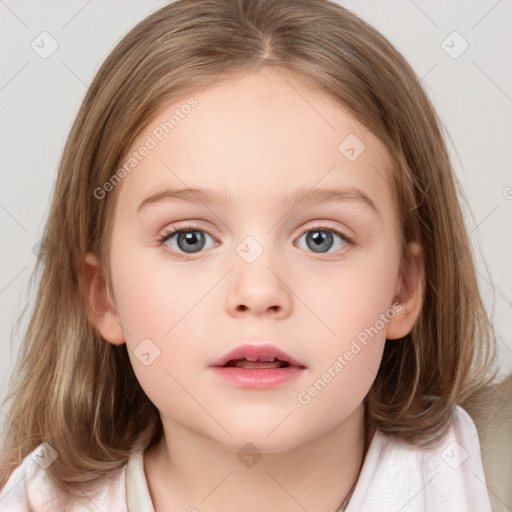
<box><xmin>226</xmin><ymin>232</ymin><xmax>293</xmax><ymax>316</ymax></box>
<box><xmin>235</xmin><ymin>234</ymin><xmax>267</xmax><ymax>266</ymax></box>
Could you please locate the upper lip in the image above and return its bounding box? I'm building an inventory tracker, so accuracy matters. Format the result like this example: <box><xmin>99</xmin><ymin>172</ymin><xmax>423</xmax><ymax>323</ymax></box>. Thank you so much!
<box><xmin>210</xmin><ymin>343</ymin><xmax>306</xmax><ymax>368</ymax></box>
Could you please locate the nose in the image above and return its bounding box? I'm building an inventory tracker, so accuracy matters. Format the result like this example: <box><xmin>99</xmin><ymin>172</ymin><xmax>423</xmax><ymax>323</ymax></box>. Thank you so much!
<box><xmin>225</xmin><ymin>250</ymin><xmax>293</xmax><ymax>319</ymax></box>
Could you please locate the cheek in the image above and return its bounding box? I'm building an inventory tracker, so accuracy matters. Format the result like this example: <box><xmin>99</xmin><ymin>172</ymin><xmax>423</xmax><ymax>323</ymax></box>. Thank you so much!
<box><xmin>300</xmin><ymin>247</ymin><xmax>400</xmax><ymax>409</ymax></box>
<box><xmin>111</xmin><ymin>242</ymin><xmax>207</xmax><ymax>338</ymax></box>
<box><xmin>296</xmin><ymin>259</ymin><xmax>396</xmax><ymax>414</ymax></box>
<box><xmin>110</xmin><ymin>244</ymin><xmax>216</xmax><ymax>382</ymax></box>
<box><xmin>309</xmin><ymin>247</ymin><xmax>400</xmax><ymax>345</ymax></box>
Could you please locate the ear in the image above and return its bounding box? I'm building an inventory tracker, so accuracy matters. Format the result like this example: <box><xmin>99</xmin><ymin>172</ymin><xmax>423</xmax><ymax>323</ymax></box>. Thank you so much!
<box><xmin>78</xmin><ymin>252</ymin><xmax>125</xmax><ymax>345</ymax></box>
<box><xmin>386</xmin><ymin>241</ymin><xmax>425</xmax><ymax>340</ymax></box>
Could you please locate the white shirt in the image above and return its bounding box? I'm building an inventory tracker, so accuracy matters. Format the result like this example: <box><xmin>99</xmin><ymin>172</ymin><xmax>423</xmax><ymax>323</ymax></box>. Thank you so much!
<box><xmin>0</xmin><ymin>406</ymin><xmax>492</xmax><ymax>511</ymax></box>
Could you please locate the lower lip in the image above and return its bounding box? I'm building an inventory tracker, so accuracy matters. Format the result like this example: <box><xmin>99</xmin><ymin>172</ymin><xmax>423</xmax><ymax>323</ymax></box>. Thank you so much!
<box><xmin>210</xmin><ymin>366</ymin><xmax>304</xmax><ymax>389</ymax></box>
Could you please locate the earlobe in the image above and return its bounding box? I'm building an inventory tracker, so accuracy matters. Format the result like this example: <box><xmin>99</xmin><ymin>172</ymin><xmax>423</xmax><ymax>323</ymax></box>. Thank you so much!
<box><xmin>386</xmin><ymin>241</ymin><xmax>425</xmax><ymax>340</ymax></box>
<box><xmin>79</xmin><ymin>252</ymin><xmax>125</xmax><ymax>345</ymax></box>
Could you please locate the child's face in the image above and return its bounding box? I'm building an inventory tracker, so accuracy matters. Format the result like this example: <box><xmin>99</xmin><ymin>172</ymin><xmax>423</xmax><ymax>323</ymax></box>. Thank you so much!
<box><xmin>103</xmin><ymin>67</ymin><xmax>414</xmax><ymax>451</ymax></box>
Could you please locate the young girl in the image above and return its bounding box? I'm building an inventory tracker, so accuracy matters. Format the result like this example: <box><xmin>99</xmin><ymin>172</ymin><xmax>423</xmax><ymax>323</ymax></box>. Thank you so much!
<box><xmin>0</xmin><ymin>0</ymin><xmax>499</xmax><ymax>510</ymax></box>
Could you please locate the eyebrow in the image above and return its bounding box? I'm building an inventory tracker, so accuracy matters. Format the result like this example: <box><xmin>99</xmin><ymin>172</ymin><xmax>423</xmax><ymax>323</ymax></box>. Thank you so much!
<box><xmin>136</xmin><ymin>185</ymin><xmax>378</xmax><ymax>214</ymax></box>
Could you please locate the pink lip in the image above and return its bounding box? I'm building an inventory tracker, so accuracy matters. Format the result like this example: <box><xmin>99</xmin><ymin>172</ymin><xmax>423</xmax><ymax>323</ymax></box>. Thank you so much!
<box><xmin>210</xmin><ymin>343</ymin><xmax>306</xmax><ymax>368</ymax></box>
<box><xmin>211</xmin><ymin>366</ymin><xmax>304</xmax><ymax>389</ymax></box>
<box><xmin>209</xmin><ymin>343</ymin><xmax>306</xmax><ymax>390</ymax></box>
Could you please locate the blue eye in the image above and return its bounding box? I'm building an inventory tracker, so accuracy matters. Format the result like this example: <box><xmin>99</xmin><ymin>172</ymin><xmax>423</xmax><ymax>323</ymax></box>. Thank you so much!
<box><xmin>158</xmin><ymin>224</ymin><xmax>215</xmax><ymax>254</ymax></box>
<box><xmin>296</xmin><ymin>228</ymin><xmax>351</xmax><ymax>254</ymax></box>
<box><xmin>158</xmin><ymin>224</ymin><xmax>353</xmax><ymax>258</ymax></box>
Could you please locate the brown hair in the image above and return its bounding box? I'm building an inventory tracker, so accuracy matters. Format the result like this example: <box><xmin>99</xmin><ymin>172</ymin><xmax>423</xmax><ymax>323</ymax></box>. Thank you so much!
<box><xmin>0</xmin><ymin>0</ymin><xmax>498</xmax><ymax>493</ymax></box>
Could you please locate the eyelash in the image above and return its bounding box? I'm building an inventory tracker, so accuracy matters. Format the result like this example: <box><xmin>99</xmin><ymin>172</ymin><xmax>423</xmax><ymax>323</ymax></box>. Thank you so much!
<box><xmin>157</xmin><ymin>222</ymin><xmax>355</xmax><ymax>260</ymax></box>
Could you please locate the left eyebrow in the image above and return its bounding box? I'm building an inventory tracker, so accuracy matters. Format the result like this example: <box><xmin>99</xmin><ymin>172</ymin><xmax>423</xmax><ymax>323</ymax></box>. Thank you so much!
<box><xmin>285</xmin><ymin>185</ymin><xmax>379</xmax><ymax>215</ymax></box>
<box><xmin>136</xmin><ymin>185</ymin><xmax>379</xmax><ymax>215</ymax></box>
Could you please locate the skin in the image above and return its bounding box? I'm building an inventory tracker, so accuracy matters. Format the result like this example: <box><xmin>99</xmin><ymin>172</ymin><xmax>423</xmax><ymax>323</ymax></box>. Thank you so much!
<box><xmin>82</xmin><ymin>66</ymin><xmax>424</xmax><ymax>512</ymax></box>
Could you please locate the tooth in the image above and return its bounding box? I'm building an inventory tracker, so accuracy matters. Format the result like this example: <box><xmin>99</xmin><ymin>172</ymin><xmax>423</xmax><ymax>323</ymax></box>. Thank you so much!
<box><xmin>240</xmin><ymin>357</ymin><xmax>276</xmax><ymax>362</ymax></box>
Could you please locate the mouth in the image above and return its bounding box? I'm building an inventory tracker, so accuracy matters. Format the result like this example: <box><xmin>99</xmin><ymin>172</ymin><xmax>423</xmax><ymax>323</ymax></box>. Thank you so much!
<box><xmin>222</xmin><ymin>357</ymin><xmax>292</xmax><ymax>369</ymax></box>
<box><xmin>210</xmin><ymin>343</ymin><xmax>306</xmax><ymax>369</ymax></box>
<box><xmin>210</xmin><ymin>344</ymin><xmax>306</xmax><ymax>389</ymax></box>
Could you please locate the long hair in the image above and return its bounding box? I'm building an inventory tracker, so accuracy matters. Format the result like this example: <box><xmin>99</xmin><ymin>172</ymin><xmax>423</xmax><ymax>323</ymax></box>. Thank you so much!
<box><xmin>0</xmin><ymin>0</ymin><xmax>497</xmax><ymax>492</ymax></box>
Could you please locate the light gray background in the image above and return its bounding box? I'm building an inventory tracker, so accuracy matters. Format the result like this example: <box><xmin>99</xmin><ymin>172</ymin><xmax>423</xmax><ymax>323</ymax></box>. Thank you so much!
<box><xmin>1</xmin><ymin>0</ymin><xmax>511</xmax><ymax>433</ymax></box>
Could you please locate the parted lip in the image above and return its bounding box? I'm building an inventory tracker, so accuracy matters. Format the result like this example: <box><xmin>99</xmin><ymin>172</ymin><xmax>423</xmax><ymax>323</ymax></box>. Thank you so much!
<box><xmin>210</xmin><ymin>343</ymin><xmax>307</xmax><ymax>368</ymax></box>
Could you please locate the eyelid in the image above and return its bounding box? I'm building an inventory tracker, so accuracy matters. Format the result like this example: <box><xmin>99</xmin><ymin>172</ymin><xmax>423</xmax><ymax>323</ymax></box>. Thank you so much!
<box><xmin>298</xmin><ymin>220</ymin><xmax>355</xmax><ymax>242</ymax></box>
<box><xmin>158</xmin><ymin>222</ymin><xmax>215</xmax><ymax>243</ymax></box>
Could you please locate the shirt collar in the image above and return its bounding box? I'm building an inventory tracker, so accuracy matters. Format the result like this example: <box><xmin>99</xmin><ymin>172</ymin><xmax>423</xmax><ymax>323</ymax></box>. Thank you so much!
<box><xmin>126</xmin><ymin>447</ymin><xmax>155</xmax><ymax>512</ymax></box>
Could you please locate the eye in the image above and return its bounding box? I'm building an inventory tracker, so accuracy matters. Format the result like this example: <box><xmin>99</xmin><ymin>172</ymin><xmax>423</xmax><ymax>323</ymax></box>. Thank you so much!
<box><xmin>295</xmin><ymin>226</ymin><xmax>353</xmax><ymax>254</ymax></box>
<box><xmin>158</xmin><ymin>224</ymin><xmax>216</xmax><ymax>256</ymax></box>
<box><xmin>158</xmin><ymin>223</ymin><xmax>354</xmax><ymax>259</ymax></box>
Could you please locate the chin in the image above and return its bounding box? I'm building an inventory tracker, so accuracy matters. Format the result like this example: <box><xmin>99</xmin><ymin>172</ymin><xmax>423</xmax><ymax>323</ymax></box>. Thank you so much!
<box><xmin>217</xmin><ymin>431</ymin><xmax>304</xmax><ymax>454</ymax></box>
<box><xmin>207</xmin><ymin>415</ymin><xmax>315</xmax><ymax>454</ymax></box>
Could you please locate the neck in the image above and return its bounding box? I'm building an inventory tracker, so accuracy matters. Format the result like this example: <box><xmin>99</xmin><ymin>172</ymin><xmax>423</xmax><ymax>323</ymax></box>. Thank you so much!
<box><xmin>144</xmin><ymin>404</ymin><xmax>367</xmax><ymax>512</ymax></box>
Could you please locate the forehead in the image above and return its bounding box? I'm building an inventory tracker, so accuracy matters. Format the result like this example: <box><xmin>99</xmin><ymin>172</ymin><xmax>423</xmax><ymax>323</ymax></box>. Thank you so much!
<box><xmin>113</xmin><ymin>67</ymin><xmax>395</xmax><ymax>216</ymax></box>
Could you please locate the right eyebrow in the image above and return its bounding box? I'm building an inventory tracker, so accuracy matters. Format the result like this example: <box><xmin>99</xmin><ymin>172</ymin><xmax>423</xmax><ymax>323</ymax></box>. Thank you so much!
<box><xmin>137</xmin><ymin>186</ymin><xmax>232</xmax><ymax>213</ymax></box>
